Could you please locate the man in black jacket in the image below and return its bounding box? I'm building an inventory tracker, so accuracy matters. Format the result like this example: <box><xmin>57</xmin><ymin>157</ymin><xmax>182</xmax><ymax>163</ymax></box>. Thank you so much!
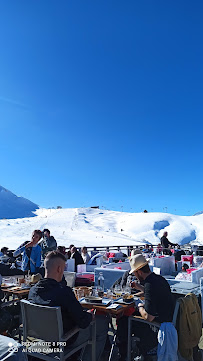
<box><xmin>28</xmin><ymin>251</ymin><xmax>108</xmax><ymax>361</ymax></box>
<box><xmin>160</xmin><ymin>231</ymin><xmax>177</xmax><ymax>249</ymax></box>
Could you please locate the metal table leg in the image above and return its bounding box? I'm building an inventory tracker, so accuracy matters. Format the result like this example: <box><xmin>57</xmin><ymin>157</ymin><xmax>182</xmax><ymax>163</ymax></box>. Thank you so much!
<box><xmin>127</xmin><ymin>316</ymin><xmax>132</xmax><ymax>361</ymax></box>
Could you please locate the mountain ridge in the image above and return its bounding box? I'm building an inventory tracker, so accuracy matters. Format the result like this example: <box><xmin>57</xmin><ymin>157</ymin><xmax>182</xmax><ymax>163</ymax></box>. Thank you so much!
<box><xmin>0</xmin><ymin>185</ymin><xmax>39</xmax><ymax>219</ymax></box>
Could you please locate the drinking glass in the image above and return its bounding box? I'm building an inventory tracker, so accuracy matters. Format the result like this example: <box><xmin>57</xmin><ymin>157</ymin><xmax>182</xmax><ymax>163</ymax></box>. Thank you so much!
<box><xmin>97</xmin><ymin>286</ymin><xmax>104</xmax><ymax>297</ymax></box>
<box><xmin>123</xmin><ymin>285</ymin><xmax>131</xmax><ymax>295</ymax></box>
<box><xmin>77</xmin><ymin>289</ymin><xmax>84</xmax><ymax>300</ymax></box>
<box><xmin>114</xmin><ymin>284</ymin><xmax>122</xmax><ymax>297</ymax></box>
<box><xmin>19</xmin><ymin>278</ymin><xmax>25</xmax><ymax>286</ymax></box>
<box><xmin>11</xmin><ymin>277</ymin><xmax>17</xmax><ymax>285</ymax></box>
<box><xmin>106</xmin><ymin>289</ymin><xmax>114</xmax><ymax>302</ymax></box>
<box><xmin>91</xmin><ymin>287</ymin><xmax>98</xmax><ymax>297</ymax></box>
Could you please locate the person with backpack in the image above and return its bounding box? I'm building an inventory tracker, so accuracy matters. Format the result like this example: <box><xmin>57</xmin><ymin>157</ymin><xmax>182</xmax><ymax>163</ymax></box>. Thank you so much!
<box><xmin>13</xmin><ymin>230</ymin><xmax>42</xmax><ymax>274</ymax></box>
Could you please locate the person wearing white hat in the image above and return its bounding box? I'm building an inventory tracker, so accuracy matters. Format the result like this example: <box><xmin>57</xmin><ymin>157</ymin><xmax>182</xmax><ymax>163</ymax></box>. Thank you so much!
<box><xmin>130</xmin><ymin>254</ymin><xmax>174</xmax><ymax>322</ymax></box>
<box><xmin>117</xmin><ymin>254</ymin><xmax>174</xmax><ymax>361</ymax></box>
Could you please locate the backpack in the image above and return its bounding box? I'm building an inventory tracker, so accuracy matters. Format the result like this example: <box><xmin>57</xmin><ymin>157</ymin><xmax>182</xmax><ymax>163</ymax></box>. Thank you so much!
<box><xmin>177</xmin><ymin>293</ymin><xmax>202</xmax><ymax>360</ymax></box>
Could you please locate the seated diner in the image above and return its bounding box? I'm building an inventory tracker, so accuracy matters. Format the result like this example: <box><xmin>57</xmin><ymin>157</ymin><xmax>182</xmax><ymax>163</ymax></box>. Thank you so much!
<box><xmin>28</xmin><ymin>251</ymin><xmax>109</xmax><ymax>361</ymax></box>
<box><xmin>117</xmin><ymin>253</ymin><xmax>175</xmax><ymax>361</ymax></box>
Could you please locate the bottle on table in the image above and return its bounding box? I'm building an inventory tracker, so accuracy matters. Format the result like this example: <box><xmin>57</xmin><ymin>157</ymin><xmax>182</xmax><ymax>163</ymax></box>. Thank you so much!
<box><xmin>97</xmin><ymin>272</ymin><xmax>104</xmax><ymax>297</ymax></box>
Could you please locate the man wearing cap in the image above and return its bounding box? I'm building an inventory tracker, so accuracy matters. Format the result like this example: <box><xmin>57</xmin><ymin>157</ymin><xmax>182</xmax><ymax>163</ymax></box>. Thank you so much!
<box><xmin>117</xmin><ymin>254</ymin><xmax>174</xmax><ymax>360</ymax></box>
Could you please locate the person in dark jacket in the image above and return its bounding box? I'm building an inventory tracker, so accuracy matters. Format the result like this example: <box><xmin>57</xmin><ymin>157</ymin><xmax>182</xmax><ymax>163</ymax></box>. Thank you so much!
<box><xmin>160</xmin><ymin>231</ymin><xmax>177</xmax><ymax>254</ymax></box>
<box><xmin>117</xmin><ymin>254</ymin><xmax>175</xmax><ymax>361</ymax></box>
<box><xmin>28</xmin><ymin>251</ymin><xmax>108</xmax><ymax>361</ymax></box>
<box><xmin>174</xmin><ymin>246</ymin><xmax>185</xmax><ymax>262</ymax></box>
<box><xmin>70</xmin><ymin>247</ymin><xmax>84</xmax><ymax>272</ymax></box>
<box><xmin>39</xmin><ymin>229</ymin><xmax>57</xmax><ymax>259</ymax></box>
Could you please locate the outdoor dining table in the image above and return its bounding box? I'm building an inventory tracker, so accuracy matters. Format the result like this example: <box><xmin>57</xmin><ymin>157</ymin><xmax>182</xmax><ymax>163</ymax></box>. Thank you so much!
<box><xmin>80</xmin><ymin>297</ymin><xmax>136</xmax><ymax>361</ymax></box>
<box><xmin>1</xmin><ymin>285</ymin><xmax>30</xmax><ymax>299</ymax></box>
<box><xmin>80</xmin><ymin>298</ymin><xmax>135</xmax><ymax>317</ymax></box>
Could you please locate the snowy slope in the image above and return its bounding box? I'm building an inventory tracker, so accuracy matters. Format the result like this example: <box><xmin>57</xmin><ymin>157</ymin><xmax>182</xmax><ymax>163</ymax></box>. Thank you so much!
<box><xmin>0</xmin><ymin>207</ymin><xmax>203</xmax><ymax>250</ymax></box>
<box><xmin>0</xmin><ymin>185</ymin><xmax>39</xmax><ymax>219</ymax></box>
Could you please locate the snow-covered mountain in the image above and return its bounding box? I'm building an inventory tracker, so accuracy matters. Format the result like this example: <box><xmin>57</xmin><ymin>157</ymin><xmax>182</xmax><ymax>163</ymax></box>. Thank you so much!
<box><xmin>0</xmin><ymin>185</ymin><xmax>39</xmax><ymax>219</ymax></box>
<box><xmin>1</xmin><ymin>207</ymin><xmax>203</xmax><ymax>250</ymax></box>
<box><xmin>193</xmin><ymin>211</ymin><xmax>203</xmax><ymax>216</ymax></box>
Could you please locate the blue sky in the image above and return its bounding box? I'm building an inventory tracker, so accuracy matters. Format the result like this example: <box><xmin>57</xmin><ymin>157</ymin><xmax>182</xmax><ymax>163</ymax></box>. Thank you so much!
<box><xmin>0</xmin><ymin>0</ymin><xmax>203</xmax><ymax>215</ymax></box>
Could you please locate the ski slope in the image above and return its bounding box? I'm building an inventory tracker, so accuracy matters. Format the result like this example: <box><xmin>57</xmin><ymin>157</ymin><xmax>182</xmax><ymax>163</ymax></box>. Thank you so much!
<box><xmin>0</xmin><ymin>207</ymin><xmax>203</xmax><ymax>250</ymax></box>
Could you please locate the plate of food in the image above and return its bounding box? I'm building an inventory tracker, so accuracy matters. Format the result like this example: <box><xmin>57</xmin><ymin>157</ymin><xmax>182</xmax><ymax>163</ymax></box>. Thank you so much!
<box><xmin>84</xmin><ymin>296</ymin><xmax>103</xmax><ymax>304</ymax></box>
<box><xmin>116</xmin><ymin>294</ymin><xmax>135</xmax><ymax>305</ymax></box>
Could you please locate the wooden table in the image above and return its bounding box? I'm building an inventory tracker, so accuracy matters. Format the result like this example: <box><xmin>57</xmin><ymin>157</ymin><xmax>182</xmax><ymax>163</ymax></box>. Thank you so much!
<box><xmin>2</xmin><ymin>286</ymin><xmax>30</xmax><ymax>299</ymax></box>
<box><xmin>81</xmin><ymin>299</ymin><xmax>136</xmax><ymax>361</ymax></box>
<box><xmin>81</xmin><ymin>300</ymin><xmax>135</xmax><ymax>317</ymax></box>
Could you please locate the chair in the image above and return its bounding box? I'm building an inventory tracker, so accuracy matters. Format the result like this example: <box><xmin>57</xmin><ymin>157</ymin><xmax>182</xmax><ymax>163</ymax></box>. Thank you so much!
<box><xmin>127</xmin><ymin>295</ymin><xmax>202</xmax><ymax>361</ymax></box>
<box><xmin>63</xmin><ymin>271</ymin><xmax>76</xmax><ymax>287</ymax></box>
<box><xmin>127</xmin><ymin>300</ymin><xmax>180</xmax><ymax>361</ymax></box>
<box><xmin>20</xmin><ymin>299</ymin><xmax>96</xmax><ymax>361</ymax></box>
